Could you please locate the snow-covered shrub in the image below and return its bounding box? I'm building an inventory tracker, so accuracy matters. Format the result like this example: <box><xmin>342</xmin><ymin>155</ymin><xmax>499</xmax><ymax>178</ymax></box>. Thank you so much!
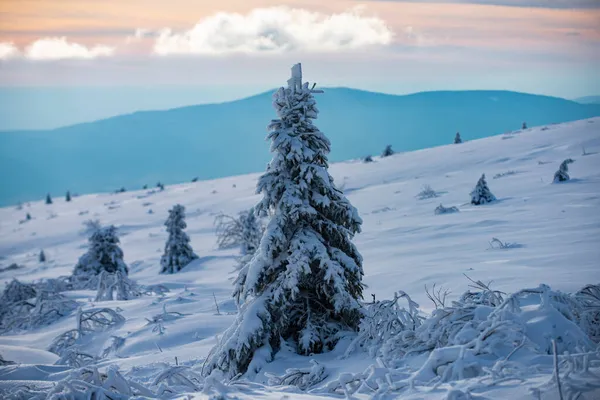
<box><xmin>267</xmin><ymin>359</ymin><xmax>328</xmax><ymax>390</ymax></box>
<box><xmin>0</xmin><ymin>354</ymin><xmax>15</xmax><ymax>366</ymax></box>
<box><xmin>81</xmin><ymin>219</ymin><xmax>101</xmax><ymax>236</ymax></box>
<box><xmin>38</xmin><ymin>250</ymin><xmax>46</xmax><ymax>262</ymax></box>
<box><xmin>345</xmin><ymin>291</ymin><xmax>422</xmax><ymax>358</ymax></box>
<box><xmin>65</xmin><ymin>191</ymin><xmax>71</xmax><ymax>202</ymax></box>
<box><xmin>488</xmin><ymin>237</ymin><xmax>522</xmax><ymax>249</ymax></box>
<box><xmin>204</xmin><ymin>65</ymin><xmax>364</xmax><ymax>378</ymax></box>
<box><xmin>333</xmin><ymin>283</ymin><xmax>600</xmax><ymax>399</ymax></box>
<box><xmin>381</xmin><ymin>144</ymin><xmax>394</xmax><ymax>157</ymax></box>
<box><xmin>435</xmin><ymin>204</ymin><xmax>459</xmax><ymax>215</ymax></box>
<box><xmin>470</xmin><ymin>174</ymin><xmax>496</xmax><ymax>205</ymax></box>
<box><xmin>0</xmin><ymin>290</ymin><xmax>78</xmax><ymax>334</ymax></box>
<box><xmin>95</xmin><ymin>270</ymin><xmax>141</xmax><ymax>301</ymax></box>
<box><xmin>575</xmin><ymin>284</ymin><xmax>600</xmax><ymax>342</ymax></box>
<box><xmin>160</xmin><ymin>204</ymin><xmax>198</xmax><ymax>274</ymax></box>
<box><xmin>48</xmin><ymin>307</ymin><xmax>125</xmax><ymax>356</ymax></box>
<box><xmin>45</xmin><ymin>193</ymin><xmax>52</xmax><ymax>204</ymax></box>
<box><xmin>454</xmin><ymin>132</ymin><xmax>462</xmax><ymax>144</ymax></box>
<box><xmin>554</xmin><ymin>158</ymin><xmax>574</xmax><ymax>183</ymax></box>
<box><xmin>416</xmin><ymin>184</ymin><xmax>439</xmax><ymax>200</ymax></box>
<box><xmin>1</xmin><ymin>279</ymin><xmax>37</xmax><ymax>304</ymax></box>
<box><xmin>214</xmin><ymin>207</ymin><xmax>263</xmax><ymax>256</ymax></box>
<box><xmin>493</xmin><ymin>170</ymin><xmax>519</xmax><ymax>179</ymax></box>
<box><xmin>145</xmin><ymin>304</ymin><xmax>188</xmax><ymax>336</ymax></box>
<box><xmin>1</xmin><ymin>366</ymin><xmax>154</xmax><ymax>399</ymax></box>
<box><xmin>73</xmin><ymin>225</ymin><xmax>128</xmax><ymax>285</ymax></box>
<box><xmin>55</xmin><ymin>347</ymin><xmax>96</xmax><ymax>367</ymax></box>
<box><xmin>153</xmin><ymin>365</ymin><xmax>203</xmax><ymax>392</ymax></box>
<box><xmin>364</xmin><ymin>155</ymin><xmax>374</xmax><ymax>163</ymax></box>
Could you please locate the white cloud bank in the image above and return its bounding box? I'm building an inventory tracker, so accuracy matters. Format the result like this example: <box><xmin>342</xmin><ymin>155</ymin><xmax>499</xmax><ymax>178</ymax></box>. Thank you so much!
<box><xmin>25</xmin><ymin>37</ymin><xmax>115</xmax><ymax>60</ymax></box>
<box><xmin>0</xmin><ymin>42</ymin><xmax>20</xmax><ymax>60</ymax></box>
<box><xmin>153</xmin><ymin>6</ymin><xmax>394</xmax><ymax>55</ymax></box>
<box><xmin>0</xmin><ymin>38</ymin><xmax>115</xmax><ymax>61</ymax></box>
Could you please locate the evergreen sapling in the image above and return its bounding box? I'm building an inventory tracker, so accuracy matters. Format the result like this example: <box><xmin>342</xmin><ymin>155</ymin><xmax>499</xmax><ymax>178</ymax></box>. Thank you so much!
<box><xmin>160</xmin><ymin>204</ymin><xmax>198</xmax><ymax>274</ymax></box>
<box><xmin>454</xmin><ymin>132</ymin><xmax>462</xmax><ymax>144</ymax></box>
<box><xmin>470</xmin><ymin>174</ymin><xmax>496</xmax><ymax>205</ymax></box>
<box><xmin>73</xmin><ymin>225</ymin><xmax>128</xmax><ymax>282</ymax></box>
<box><xmin>381</xmin><ymin>145</ymin><xmax>394</xmax><ymax>157</ymax></box>
<box><xmin>553</xmin><ymin>158</ymin><xmax>574</xmax><ymax>183</ymax></box>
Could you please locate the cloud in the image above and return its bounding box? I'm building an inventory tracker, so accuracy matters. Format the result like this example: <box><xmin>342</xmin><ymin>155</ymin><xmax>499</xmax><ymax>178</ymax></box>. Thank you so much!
<box><xmin>125</xmin><ymin>28</ymin><xmax>155</xmax><ymax>44</ymax></box>
<box><xmin>153</xmin><ymin>6</ymin><xmax>394</xmax><ymax>56</ymax></box>
<box><xmin>24</xmin><ymin>37</ymin><xmax>115</xmax><ymax>60</ymax></box>
<box><xmin>370</xmin><ymin>0</ymin><xmax>600</xmax><ymax>9</ymax></box>
<box><xmin>0</xmin><ymin>42</ymin><xmax>20</xmax><ymax>60</ymax></box>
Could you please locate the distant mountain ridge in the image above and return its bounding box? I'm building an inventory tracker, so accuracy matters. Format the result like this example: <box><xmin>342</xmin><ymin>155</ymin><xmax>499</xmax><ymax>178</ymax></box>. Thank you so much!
<box><xmin>574</xmin><ymin>96</ymin><xmax>600</xmax><ymax>105</ymax></box>
<box><xmin>1</xmin><ymin>88</ymin><xmax>599</xmax><ymax>206</ymax></box>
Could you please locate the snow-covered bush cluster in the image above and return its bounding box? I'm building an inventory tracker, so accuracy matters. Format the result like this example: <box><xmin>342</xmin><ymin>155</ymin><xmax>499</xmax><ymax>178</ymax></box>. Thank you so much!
<box><xmin>337</xmin><ymin>281</ymin><xmax>600</xmax><ymax>398</ymax></box>
<box><xmin>0</xmin><ymin>285</ymin><xmax>78</xmax><ymax>334</ymax></box>
<box><xmin>435</xmin><ymin>203</ymin><xmax>459</xmax><ymax>215</ymax></box>
<box><xmin>416</xmin><ymin>184</ymin><xmax>440</xmax><ymax>200</ymax></box>
<box><xmin>95</xmin><ymin>270</ymin><xmax>141</xmax><ymax>301</ymax></box>
<box><xmin>48</xmin><ymin>307</ymin><xmax>126</xmax><ymax>363</ymax></box>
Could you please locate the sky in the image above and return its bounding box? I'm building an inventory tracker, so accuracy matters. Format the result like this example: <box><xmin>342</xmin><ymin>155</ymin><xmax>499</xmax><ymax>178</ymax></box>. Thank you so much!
<box><xmin>0</xmin><ymin>0</ymin><xmax>599</xmax><ymax>126</ymax></box>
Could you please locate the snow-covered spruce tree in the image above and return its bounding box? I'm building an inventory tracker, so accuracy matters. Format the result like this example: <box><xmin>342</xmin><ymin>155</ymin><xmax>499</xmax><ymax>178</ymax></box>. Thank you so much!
<box><xmin>46</xmin><ymin>193</ymin><xmax>52</xmax><ymax>204</ymax></box>
<box><xmin>66</xmin><ymin>190</ymin><xmax>71</xmax><ymax>202</ymax></box>
<box><xmin>381</xmin><ymin>144</ymin><xmax>394</xmax><ymax>157</ymax></box>
<box><xmin>204</xmin><ymin>64</ymin><xmax>364</xmax><ymax>378</ymax></box>
<box><xmin>553</xmin><ymin>158</ymin><xmax>574</xmax><ymax>183</ymax></box>
<box><xmin>364</xmin><ymin>155</ymin><xmax>374</xmax><ymax>163</ymax></box>
<box><xmin>522</xmin><ymin>121</ymin><xmax>527</xmax><ymax>129</ymax></box>
<box><xmin>39</xmin><ymin>249</ymin><xmax>46</xmax><ymax>263</ymax></box>
<box><xmin>160</xmin><ymin>204</ymin><xmax>198</xmax><ymax>274</ymax></box>
<box><xmin>73</xmin><ymin>225</ymin><xmax>128</xmax><ymax>282</ymax></box>
<box><xmin>470</xmin><ymin>174</ymin><xmax>496</xmax><ymax>205</ymax></box>
<box><xmin>454</xmin><ymin>132</ymin><xmax>462</xmax><ymax>144</ymax></box>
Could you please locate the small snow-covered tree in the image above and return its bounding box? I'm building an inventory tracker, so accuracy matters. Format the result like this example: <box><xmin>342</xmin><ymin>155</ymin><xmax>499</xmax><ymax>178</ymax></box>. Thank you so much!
<box><xmin>26</xmin><ymin>212</ymin><xmax>31</xmax><ymax>221</ymax></box>
<box><xmin>553</xmin><ymin>158</ymin><xmax>574</xmax><ymax>183</ymax></box>
<box><xmin>470</xmin><ymin>174</ymin><xmax>496</xmax><ymax>205</ymax></box>
<box><xmin>522</xmin><ymin>121</ymin><xmax>527</xmax><ymax>129</ymax></box>
<box><xmin>46</xmin><ymin>193</ymin><xmax>52</xmax><ymax>204</ymax></box>
<box><xmin>66</xmin><ymin>191</ymin><xmax>71</xmax><ymax>202</ymax></box>
<box><xmin>204</xmin><ymin>64</ymin><xmax>364</xmax><ymax>378</ymax></box>
<box><xmin>73</xmin><ymin>226</ymin><xmax>128</xmax><ymax>282</ymax></box>
<box><xmin>160</xmin><ymin>204</ymin><xmax>198</xmax><ymax>274</ymax></box>
<box><xmin>364</xmin><ymin>155</ymin><xmax>373</xmax><ymax>163</ymax></box>
<box><xmin>454</xmin><ymin>132</ymin><xmax>462</xmax><ymax>144</ymax></box>
<box><xmin>39</xmin><ymin>249</ymin><xmax>46</xmax><ymax>263</ymax></box>
<box><xmin>381</xmin><ymin>145</ymin><xmax>394</xmax><ymax>157</ymax></box>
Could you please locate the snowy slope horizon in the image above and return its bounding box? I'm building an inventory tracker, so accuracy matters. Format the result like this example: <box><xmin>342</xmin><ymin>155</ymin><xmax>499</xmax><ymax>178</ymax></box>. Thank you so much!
<box><xmin>1</xmin><ymin>88</ymin><xmax>600</xmax><ymax>207</ymax></box>
<box><xmin>0</xmin><ymin>118</ymin><xmax>599</xmax><ymax>399</ymax></box>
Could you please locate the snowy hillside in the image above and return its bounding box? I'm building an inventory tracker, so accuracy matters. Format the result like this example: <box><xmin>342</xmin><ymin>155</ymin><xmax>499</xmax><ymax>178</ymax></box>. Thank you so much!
<box><xmin>0</xmin><ymin>118</ymin><xmax>599</xmax><ymax>399</ymax></box>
